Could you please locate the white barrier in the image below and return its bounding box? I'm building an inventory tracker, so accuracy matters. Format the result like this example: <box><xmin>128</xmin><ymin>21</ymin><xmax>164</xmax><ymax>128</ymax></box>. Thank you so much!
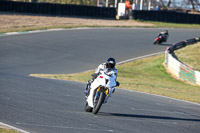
<box><xmin>195</xmin><ymin>71</ymin><xmax>200</xmax><ymax>85</ymax></box>
<box><xmin>165</xmin><ymin>37</ymin><xmax>200</xmax><ymax>86</ymax></box>
<box><xmin>167</xmin><ymin>53</ymin><xmax>180</xmax><ymax>78</ymax></box>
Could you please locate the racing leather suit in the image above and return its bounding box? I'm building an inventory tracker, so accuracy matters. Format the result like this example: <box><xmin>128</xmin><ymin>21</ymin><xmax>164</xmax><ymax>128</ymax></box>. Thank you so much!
<box><xmin>85</xmin><ymin>63</ymin><xmax>118</xmax><ymax>96</ymax></box>
<box><xmin>158</xmin><ymin>32</ymin><xmax>169</xmax><ymax>42</ymax></box>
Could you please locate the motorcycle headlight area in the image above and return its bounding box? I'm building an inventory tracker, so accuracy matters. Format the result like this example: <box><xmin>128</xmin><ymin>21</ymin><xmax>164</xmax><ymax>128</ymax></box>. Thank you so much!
<box><xmin>97</xmin><ymin>86</ymin><xmax>109</xmax><ymax>95</ymax></box>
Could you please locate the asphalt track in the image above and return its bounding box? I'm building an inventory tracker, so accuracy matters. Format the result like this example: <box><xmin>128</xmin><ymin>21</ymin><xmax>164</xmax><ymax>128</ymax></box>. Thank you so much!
<box><xmin>0</xmin><ymin>28</ymin><xmax>200</xmax><ymax>133</ymax></box>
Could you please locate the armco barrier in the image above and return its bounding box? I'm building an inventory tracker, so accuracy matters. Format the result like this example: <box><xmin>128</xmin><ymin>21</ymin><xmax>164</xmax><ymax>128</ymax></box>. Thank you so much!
<box><xmin>132</xmin><ymin>10</ymin><xmax>200</xmax><ymax>24</ymax></box>
<box><xmin>165</xmin><ymin>37</ymin><xmax>200</xmax><ymax>86</ymax></box>
<box><xmin>0</xmin><ymin>1</ymin><xmax>116</xmax><ymax>19</ymax></box>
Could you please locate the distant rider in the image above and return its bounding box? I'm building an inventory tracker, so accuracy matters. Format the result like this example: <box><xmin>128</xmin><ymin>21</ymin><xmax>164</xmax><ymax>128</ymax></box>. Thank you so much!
<box><xmin>158</xmin><ymin>30</ymin><xmax>169</xmax><ymax>42</ymax></box>
<box><xmin>84</xmin><ymin>57</ymin><xmax>119</xmax><ymax>97</ymax></box>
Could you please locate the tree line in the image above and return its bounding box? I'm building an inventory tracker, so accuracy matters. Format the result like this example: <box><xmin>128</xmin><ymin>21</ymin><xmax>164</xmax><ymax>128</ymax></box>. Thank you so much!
<box><xmin>11</xmin><ymin>0</ymin><xmax>96</xmax><ymax>6</ymax></box>
<box><xmin>9</xmin><ymin>0</ymin><xmax>200</xmax><ymax>11</ymax></box>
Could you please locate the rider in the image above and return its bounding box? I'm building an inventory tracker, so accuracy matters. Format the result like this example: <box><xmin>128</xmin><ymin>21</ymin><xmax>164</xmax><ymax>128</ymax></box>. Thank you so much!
<box><xmin>158</xmin><ymin>30</ymin><xmax>169</xmax><ymax>42</ymax></box>
<box><xmin>84</xmin><ymin>57</ymin><xmax>119</xmax><ymax>96</ymax></box>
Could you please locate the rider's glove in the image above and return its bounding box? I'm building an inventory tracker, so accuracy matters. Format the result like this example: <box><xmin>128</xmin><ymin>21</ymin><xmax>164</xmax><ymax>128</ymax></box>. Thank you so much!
<box><xmin>91</xmin><ymin>73</ymin><xmax>98</xmax><ymax>79</ymax></box>
<box><xmin>88</xmin><ymin>73</ymin><xmax>98</xmax><ymax>84</ymax></box>
<box><xmin>88</xmin><ymin>78</ymin><xmax>94</xmax><ymax>84</ymax></box>
<box><xmin>116</xmin><ymin>81</ymin><xmax>120</xmax><ymax>87</ymax></box>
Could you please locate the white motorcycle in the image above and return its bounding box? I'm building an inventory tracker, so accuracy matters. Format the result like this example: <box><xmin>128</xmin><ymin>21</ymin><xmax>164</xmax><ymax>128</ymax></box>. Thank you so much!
<box><xmin>85</xmin><ymin>69</ymin><xmax>118</xmax><ymax>114</ymax></box>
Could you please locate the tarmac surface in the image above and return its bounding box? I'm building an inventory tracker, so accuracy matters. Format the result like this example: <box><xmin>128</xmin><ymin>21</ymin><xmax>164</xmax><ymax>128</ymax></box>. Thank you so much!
<box><xmin>0</xmin><ymin>28</ymin><xmax>200</xmax><ymax>133</ymax></box>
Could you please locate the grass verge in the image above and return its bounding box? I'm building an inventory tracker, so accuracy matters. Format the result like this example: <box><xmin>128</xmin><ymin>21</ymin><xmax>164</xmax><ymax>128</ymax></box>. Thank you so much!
<box><xmin>175</xmin><ymin>42</ymin><xmax>200</xmax><ymax>71</ymax></box>
<box><xmin>30</xmin><ymin>53</ymin><xmax>200</xmax><ymax>104</ymax></box>
<box><xmin>0</xmin><ymin>24</ymin><xmax>152</xmax><ymax>34</ymax></box>
<box><xmin>136</xmin><ymin>20</ymin><xmax>200</xmax><ymax>29</ymax></box>
<box><xmin>1</xmin><ymin>19</ymin><xmax>200</xmax><ymax>34</ymax></box>
<box><xmin>0</xmin><ymin>25</ymin><xmax>93</xmax><ymax>34</ymax></box>
<box><xmin>0</xmin><ymin>128</ymin><xmax>20</xmax><ymax>133</ymax></box>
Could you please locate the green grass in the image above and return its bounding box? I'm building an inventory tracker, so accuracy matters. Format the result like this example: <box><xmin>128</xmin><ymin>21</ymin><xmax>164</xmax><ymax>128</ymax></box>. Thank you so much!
<box><xmin>136</xmin><ymin>20</ymin><xmax>200</xmax><ymax>29</ymax></box>
<box><xmin>0</xmin><ymin>24</ymin><xmax>151</xmax><ymax>34</ymax></box>
<box><xmin>2</xmin><ymin>19</ymin><xmax>200</xmax><ymax>34</ymax></box>
<box><xmin>175</xmin><ymin>42</ymin><xmax>200</xmax><ymax>71</ymax></box>
<box><xmin>0</xmin><ymin>128</ymin><xmax>20</xmax><ymax>133</ymax></box>
<box><xmin>30</xmin><ymin>53</ymin><xmax>200</xmax><ymax>103</ymax></box>
<box><xmin>0</xmin><ymin>25</ymin><xmax>92</xmax><ymax>34</ymax></box>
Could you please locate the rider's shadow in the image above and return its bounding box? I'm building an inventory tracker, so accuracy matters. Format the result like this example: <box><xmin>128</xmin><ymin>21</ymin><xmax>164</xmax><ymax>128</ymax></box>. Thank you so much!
<box><xmin>98</xmin><ymin>112</ymin><xmax>200</xmax><ymax>123</ymax></box>
<box><xmin>157</xmin><ymin>43</ymin><xmax>173</xmax><ymax>46</ymax></box>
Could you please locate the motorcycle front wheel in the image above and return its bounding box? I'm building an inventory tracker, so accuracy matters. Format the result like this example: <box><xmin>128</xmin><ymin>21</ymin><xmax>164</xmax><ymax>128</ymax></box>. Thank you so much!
<box><xmin>92</xmin><ymin>92</ymin><xmax>106</xmax><ymax>114</ymax></box>
<box><xmin>153</xmin><ymin>40</ymin><xmax>158</xmax><ymax>44</ymax></box>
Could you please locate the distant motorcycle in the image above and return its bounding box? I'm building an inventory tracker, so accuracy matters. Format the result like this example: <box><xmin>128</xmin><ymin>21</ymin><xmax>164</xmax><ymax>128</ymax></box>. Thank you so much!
<box><xmin>153</xmin><ymin>34</ymin><xmax>166</xmax><ymax>44</ymax></box>
<box><xmin>85</xmin><ymin>69</ymin><xmax>117</xmax><ymax>114</ymax></box>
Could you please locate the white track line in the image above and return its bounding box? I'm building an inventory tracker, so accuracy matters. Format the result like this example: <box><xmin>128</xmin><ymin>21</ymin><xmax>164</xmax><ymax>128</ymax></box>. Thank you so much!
<box><xmin>117</xmin><ymin>51</ymin><xmax>164</xmax><ymax>65</ymax></box>
<box><xmin>0</xmin><ymin>27</ymin><xmax>171</xmax><ymax>37</ymax></box>
<box><xmin>0</xmin><ymin>27</ymin><xmax>95</xmax><ymax>37</ymax></box>
<box><xmin>0</xmin><ymin>122</ymin><xmax>30</xmax><ymax>133</ymax></box>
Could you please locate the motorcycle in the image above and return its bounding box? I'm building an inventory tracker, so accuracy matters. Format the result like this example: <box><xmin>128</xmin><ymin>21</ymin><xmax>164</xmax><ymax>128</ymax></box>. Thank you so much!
<box><xmin>85</xmin><ymin>69</ymin><xmax>117</xmax><ymax>114</ymax></box>
<box><xmin>153</xmin><ymin>34</ymin><xmax>167</xmax><ymax>45</ymax></box>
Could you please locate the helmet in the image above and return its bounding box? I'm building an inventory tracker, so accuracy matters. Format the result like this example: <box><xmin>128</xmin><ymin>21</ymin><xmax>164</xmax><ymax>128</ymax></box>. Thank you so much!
<box><xmin>164</xmin><ymin>30</ymin><xmax>168</xmax><ymax>35</ymax></box>
<box><xmin>106</xmin><ymin>57</ymin><xmax>116</xmax><ymax>69</ymax></box>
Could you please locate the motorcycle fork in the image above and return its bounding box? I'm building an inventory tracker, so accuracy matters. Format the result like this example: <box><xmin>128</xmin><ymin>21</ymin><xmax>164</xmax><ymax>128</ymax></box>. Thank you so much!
<box><xmin>94</xmin><ymin>86</ymin><xmax>109</xmax><ymax>101</ymax></box>
<box><xmin>94</xmin><ymin>86</ymin><xmax>101</xmax><ymax>102</ymax></box>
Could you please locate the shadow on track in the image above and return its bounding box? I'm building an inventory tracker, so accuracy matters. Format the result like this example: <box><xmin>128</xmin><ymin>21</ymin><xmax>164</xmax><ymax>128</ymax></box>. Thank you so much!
<box><xmin>155</xmin><ymin>43</ymin><xmax>173</xmax><ymax>46</ymax></box>
<box><xmin>98</xmin><ymin>112</ymin><xmax>200</xmax><ymax>122</ymax></box>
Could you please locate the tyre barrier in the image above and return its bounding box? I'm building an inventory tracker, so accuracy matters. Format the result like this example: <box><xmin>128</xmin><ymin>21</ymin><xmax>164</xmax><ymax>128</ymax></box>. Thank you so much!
<box><xmin>165</xmin><ymin>37</ymin><xmax>200</xmax><ymax>86</ymax></box>
<box><xmin>0</xmin><ymin>1</ymin><xmax>116</xmax><ymax>19</ymax></box>
<box><xmin>132</xmin><ymin>10</ymin><xmax>200</xmax><ymax>24</ymax></box>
